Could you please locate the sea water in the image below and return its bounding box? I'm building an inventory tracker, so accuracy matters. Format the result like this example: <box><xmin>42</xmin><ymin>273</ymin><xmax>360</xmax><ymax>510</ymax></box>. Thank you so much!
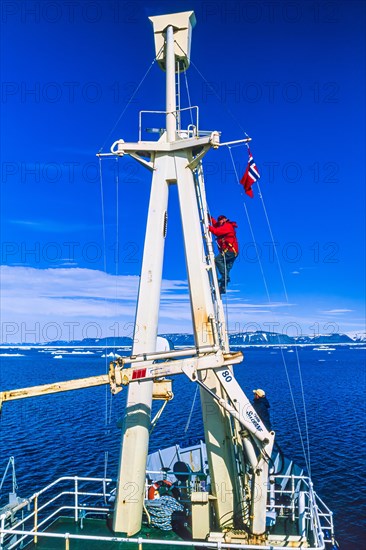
<box><xmin>0</xmin><ymin>345</ymin><xmax>365</xmax><ymax>549</ymax></box>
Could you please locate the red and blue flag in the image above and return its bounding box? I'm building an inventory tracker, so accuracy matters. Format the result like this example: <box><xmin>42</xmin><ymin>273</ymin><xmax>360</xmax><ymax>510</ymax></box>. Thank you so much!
<box><xmin>240</xmin><ymin>149</ymin><xmax>260</xmax><ymax>198</ymax></box>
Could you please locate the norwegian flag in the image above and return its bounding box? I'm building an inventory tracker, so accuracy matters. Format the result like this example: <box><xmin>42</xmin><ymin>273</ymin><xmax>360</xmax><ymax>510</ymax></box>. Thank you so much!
<box><xmin>240</xmin><ymin>148</ymin><xmax>260</xmax><ymax>198</ymax></box>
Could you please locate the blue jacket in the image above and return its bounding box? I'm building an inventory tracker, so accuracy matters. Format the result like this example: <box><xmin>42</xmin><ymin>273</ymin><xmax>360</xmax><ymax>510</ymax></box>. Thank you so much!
<box><xmin>253</xmin><ymin>396</ymin><xmax>272</xmax><ymax>430</ymax></box>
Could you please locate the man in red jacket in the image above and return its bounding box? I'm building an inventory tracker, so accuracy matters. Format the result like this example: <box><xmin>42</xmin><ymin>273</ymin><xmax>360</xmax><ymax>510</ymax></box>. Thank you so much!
<box><xmin>209</xmin><ymin>215</ymin><xmax>239</xmax><ymax>294</ymax></box>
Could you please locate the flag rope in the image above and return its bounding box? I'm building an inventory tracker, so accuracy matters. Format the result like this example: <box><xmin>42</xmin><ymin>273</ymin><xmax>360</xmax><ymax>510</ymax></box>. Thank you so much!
<box><xmin>98</xmin><ymin>157</ymin><xmax>114</xmax><ymax>480</ymax></box>
<box><xmin>256</xmin><ymin>181</ymin><xmax>312</xmax><ymax>475</ymax></box>
<box><xmin>227</xmin><ymin>145</ymin><xmax>312</xmax><ymax>475</ymax></box>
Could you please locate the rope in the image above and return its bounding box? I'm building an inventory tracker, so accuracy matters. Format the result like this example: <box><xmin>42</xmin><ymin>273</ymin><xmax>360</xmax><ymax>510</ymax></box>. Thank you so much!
<box><xmin>98</xmin><ymin>157</ymin><xmax>107</xmax><ymax>274</ymax></box>
<box><xmin>184</xmin><ymin>385</ymin><xmax>199</xmax><ymax>433</ymax></box>
<box><xmin>294</xmin><ymin>346</ymin><xmax>311</xmax><ymax>475</ymax></box>
<box><xmin>227</xmin><ymin>146</ymin><xmax>311</xmax><ymax>474</ymax></box>
<box><xmin>150</xmin><ymin>400</ymin><xmax>169</xmax><ymax>435</ymax></box>
<box><xmin>98</xmin><ymin>46</ymin><xmax>164</xmax><ymax>153</ymax></box>
<box><xmin>174</xmin><ymin>41</ymin><xmax>250</xmax><ymax>137</ymax></box>
<box><xmin>103</xmin><ymin>451</ymin><xmax>108</xmax><ymax>504</ymax></box>
<box><xmin>227</xmin><ymin>147</ymin><xmax>270</xmax><ymax>302</ymax></box>
<box><xmin>222</xmin><ymin>252</ymin><xmax>229</xmax><ymax>328</ymax></box>
<box><xmin>183</xmin><ymin>69</ymin><xmax>194</xmax><ymax>126</ymax></box>
<box><xmin>256</xmin><ymin>182</ymin><xmax>288</xmax><ymax>303</ymax></box>
<box><xmin>257</xmin><ymin>179</ymin><xmax>311</xmax><ymax>475</ymax></box>
<box><xmin>278</xmin><ymin>347</ymin><xmax>311</xmax><ymax>474</ymax></box>
<box><xmin>144</xmin><ymin>495</ymin><xmax>183</xmax><ymax>531</ymax></box>
<box><xmin>98</xmin><ymin>157</ymin><xmax>116</xmax><ymax>481</ymax></box>
<box><xmin>113</xmin><ymin>157</ymin><xmax>120</xmax><ymax>354</ymax></box>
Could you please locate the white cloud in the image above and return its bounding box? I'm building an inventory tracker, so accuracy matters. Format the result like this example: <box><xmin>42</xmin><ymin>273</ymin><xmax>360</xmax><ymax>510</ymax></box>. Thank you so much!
<box><xmin>320</xmin><ymin>309</ymin><xmax>353</xmax><ymax>314</ymax></box>
<box><xmin>0</xmin><ymin>266</ymin><xmax>364</xmax><ymax>342</ymax></box>
<box><xmin>227</xmin><ymin>301</ymin><xmax>295</xmax><ymax>310</ymax></box>
<box><xmin>0</xmin><ymin>266</ymin><xmax>192</xmax><ymax>342</ymax></box>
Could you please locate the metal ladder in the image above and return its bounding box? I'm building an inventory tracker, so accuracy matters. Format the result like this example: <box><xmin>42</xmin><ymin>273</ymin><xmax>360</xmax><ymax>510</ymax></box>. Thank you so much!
<box><xmin>175</xmin><ymin>63</ymin><xmax>181</xmax><ymax>132</ymax></box>
<box><xmin>192</xmin><ymin>162</ymin><xmax>229</xmax><ymax>351</ymax></box>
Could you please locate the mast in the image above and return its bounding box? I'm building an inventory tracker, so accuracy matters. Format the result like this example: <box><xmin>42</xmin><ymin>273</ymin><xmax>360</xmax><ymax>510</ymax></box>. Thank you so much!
<box><xmin>110</xmin><ymin>11</ymin><xmax>236</xmax><ymax>535</ymax></box>
<box><xmin>107</xmin><ymin>11</ymin><xmax>274</xmax><ymax>538</ymax></box>
<box><xmin>165</xmin><ymin>24</ymin><xmax>176</xmax><ymax>142</ymax></box>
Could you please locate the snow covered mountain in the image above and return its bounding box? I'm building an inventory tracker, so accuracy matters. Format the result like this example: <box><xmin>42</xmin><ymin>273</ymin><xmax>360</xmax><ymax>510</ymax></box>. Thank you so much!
<box><xmin>345</xmin><ymin>332</ymin><xmax>366</xmax><ymax>343</ymax></box>
<box><xmin>161</xmin><ymin>331</ymin><xmax>357</xmax><ymax>347</ymax></box>
<box><xmin>2</xmin><ymin>331</ymin><xmax>363</xmax><ymax>347</ymax></box>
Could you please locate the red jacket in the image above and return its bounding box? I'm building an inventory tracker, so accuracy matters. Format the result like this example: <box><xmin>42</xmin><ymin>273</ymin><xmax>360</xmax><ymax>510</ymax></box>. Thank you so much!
<box><xmin>209</xmin><ymin>218</ymin><xmax>239</xmax><ymax>255</ymax></box>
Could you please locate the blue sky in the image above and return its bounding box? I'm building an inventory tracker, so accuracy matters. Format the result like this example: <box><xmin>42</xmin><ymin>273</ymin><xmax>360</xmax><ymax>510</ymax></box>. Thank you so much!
<box><xmin>1</xmin><ymin>0</ymin><xmax>365</xmax><ymax>343</ymax></box>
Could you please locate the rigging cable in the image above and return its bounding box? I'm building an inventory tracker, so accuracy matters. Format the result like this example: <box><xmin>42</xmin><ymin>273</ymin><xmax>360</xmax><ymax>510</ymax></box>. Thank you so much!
<box><xmin>227</xmin><ymin>147</ymin><xmax>311</xmax><ymax>475</ymax></box>
<box><xmin>222</xmin><ymin>250</ymin><xmax>230</xmax><ymax>328</ymax></box>
<box><xmin>184</xmin><ymin>63</ymin><xmax>230</xmax><ymax>336</ymax></box>
<box><xmin>227</xmin><ymin>147</ymin><xmax>271</xmax><ymax>302</ymax></box>
<box><xmin>98</xmin><ymin>45</ymin><xmax>164</xmax><ymax>154</ymax></box>
<box><xmin>184</xmin><ymin>385</ymin><xmax>199</xmax><ymax>434</ymax></box>
<box><xmin>257</xmin><ymin>178</ymin><xmax>311</xmax><ymax>475</ymax></box>
<box><xmin>150</xmin><ymin>400</ymin><xmax>169</xmax><ymax>435</ymax></box>
<box><xmin>175</xmin><ymin>42</ymin><xmax>249</xmax><ymax>137</ymax></box>
<box><xmin>113</xmin><ymin>156</ymin><xmax>120</xmax><ymax>355</ymax></box>
<box><xmin>98</xmin><ymin>156</ymin><xmax>115</xmax><ymax>481</ymax></box>
<box><xmin>176</xmin><ymin>40</ymin><xmax>312</xmax><ymax>475</ymax></box>
<box><xmin>183</xmin><ymin>69</ymin><xmax>194</xmax><ymax>127</ymax></box>
<box><xmin>96</xmin><ymin>43</ymin><xmax>164</xmax><ymax>480</ymax></box>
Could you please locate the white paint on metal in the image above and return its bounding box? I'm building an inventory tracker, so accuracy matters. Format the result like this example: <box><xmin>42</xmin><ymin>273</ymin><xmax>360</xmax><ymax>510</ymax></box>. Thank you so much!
<box><xmin>149</xmin><ymin>11</ymin><xmax>196</xmax><ymax>72</ymax></box>
<box><xmin>165</xmin><ymin>25</ymin><xmax>176</xmax><ymax>142</ymax></box>
<box><xmin>113</xmin><ymin>154</ymin><xmax>171</xmax><ymax>535</ymax></box>
<box><xmin>174</xmin><ymin>152</ymin><xmax>241</xmax><ymax>526</ymax></box>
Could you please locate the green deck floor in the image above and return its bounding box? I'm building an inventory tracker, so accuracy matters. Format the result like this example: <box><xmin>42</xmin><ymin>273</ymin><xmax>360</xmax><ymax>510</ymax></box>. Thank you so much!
<box><xmin>26</xmin><ymin>517</ymin><xmax>191</xmax><ymax>549</ymax></box>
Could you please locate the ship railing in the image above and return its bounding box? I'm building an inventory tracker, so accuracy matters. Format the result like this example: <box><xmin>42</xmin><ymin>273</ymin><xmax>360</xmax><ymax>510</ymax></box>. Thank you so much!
<box><xmin>0</xmin><ymin>473</ymin><xmax>334</xmax><ymax>550</ymax></box>
<box><xmin>139</xmin><ymin>106</ymin><xmax>211</xmax><ymax>141</ymax></box>
<box><xmin>0</xmin><ymin>475</ymin><xmax>113</xmax><ymax>549</ymax></box>
<box><xmin>0</xmin><ymin>527</ymin><xmax>330</xmax><ymax>550</ymax></box>
<box><xmin>267</xmin><ymin>473</ymin><xmax>334</xmax><ymax>548</ymax></box>
<box><xmin>312</xmin><ymin>491</ymin><xmax>335</xmax><ymax>545</ymax></box>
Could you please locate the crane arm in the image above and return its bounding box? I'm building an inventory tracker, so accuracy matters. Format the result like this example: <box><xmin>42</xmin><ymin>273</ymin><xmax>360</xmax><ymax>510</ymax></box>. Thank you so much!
<box><xmin>0</xmin><ymin>375</ymin><xmax>109</xmax><ymax>411</ymax></box>
<box><xmin>0</xmin><ymin>350</ymin><xmax>243</xmax><ymax>413</ymax></box>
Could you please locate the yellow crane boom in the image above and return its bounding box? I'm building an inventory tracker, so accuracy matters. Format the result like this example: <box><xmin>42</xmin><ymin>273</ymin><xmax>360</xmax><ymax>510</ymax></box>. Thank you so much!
<box><xmin>0</xmin><ymin>374</ymin><xmax>109</xmax><ymax>410</ymax></box>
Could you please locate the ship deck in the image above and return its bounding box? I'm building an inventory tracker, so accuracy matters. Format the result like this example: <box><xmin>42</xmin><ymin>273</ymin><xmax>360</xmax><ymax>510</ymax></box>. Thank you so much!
<box><xmin>0</xmin><ymin>473</ymin><xmax>335</xmax><ymax>550</ymax></box>
<box><xmin>25</xmin><ymin>517</ymin><xmax>188</xmax><ymax>549</ymax></box>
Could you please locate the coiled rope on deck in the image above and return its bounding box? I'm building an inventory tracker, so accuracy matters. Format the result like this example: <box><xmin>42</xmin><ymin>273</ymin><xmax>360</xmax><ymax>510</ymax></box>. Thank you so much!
<box><xmin>145</xmin><ymin>496</ymin><xmax>184</xmax><ymax>531</ymax></box>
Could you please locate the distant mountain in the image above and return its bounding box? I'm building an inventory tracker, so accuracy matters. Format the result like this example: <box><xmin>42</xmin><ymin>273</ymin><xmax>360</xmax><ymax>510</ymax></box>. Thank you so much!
<box><xmin>1</xmin><ymin>331</ymin><xmax>362</xmax><ymax>347</ymax></box>
<box><xmin>159</xmin><ymin>333</ymin><xmax>195</xmax><ymax>347</ymax></box>
<box><xmin>39</xmin><ymin>336</ymin><xmax>133</xmax><ymax>347</ymax></box>
<box><xmin>309</xmin><ymin>333</ymin><xmax>354</xmax><ymax>344</ymax></box>
<box><xmin>229</xmin><ymin>332</ymin><xmax>293</xmax><ymax>345</ymax></box>
<box><xmin>160</xmin><ymin>331</ymin><xmax>356</xmax><ymax>347</ymax></box>
<box><xmin>345</xmin><ymin>332</ymin><xmax>366</xmax><ymax>343</ymax></box>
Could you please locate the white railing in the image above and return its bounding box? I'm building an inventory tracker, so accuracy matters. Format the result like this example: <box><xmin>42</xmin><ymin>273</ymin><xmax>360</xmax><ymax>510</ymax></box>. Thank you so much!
<box><xmin>138</xmin><ymin>106</ymin><xmax>199</xmax><ymax>141</ymax></box>
<box><xmin>0</xmin><ymin>475</ymin><xmax>112</xmax><ymax>549</ymax></box>
<box><xmin>0</xmin><ymin>473</ymin><xmax>335</xmax><ymax>550</ymax></box>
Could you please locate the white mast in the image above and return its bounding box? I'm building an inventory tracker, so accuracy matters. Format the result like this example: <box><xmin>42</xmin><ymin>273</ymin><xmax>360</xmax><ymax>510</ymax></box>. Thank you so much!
<box><xmin>111</xmin><ymin>12</ymin><xmax>196</xmax><ymax>535</ymax></box>
<box><xmin>109</xmin><ymin>11</ymin><xmax>273</xmax><ymax>538</ymax></box>
<box><xmin>165</xmin><ymin>24</ymin><xmax>176</xmax><ymax>142</ymax></box>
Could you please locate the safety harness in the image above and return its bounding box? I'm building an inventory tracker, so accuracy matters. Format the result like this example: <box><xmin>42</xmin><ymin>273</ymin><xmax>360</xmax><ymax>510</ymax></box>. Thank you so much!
<box><xmin>219</xmin><ymin>240</ymin><xmax>238</xmax><ymax>256</ymax></box>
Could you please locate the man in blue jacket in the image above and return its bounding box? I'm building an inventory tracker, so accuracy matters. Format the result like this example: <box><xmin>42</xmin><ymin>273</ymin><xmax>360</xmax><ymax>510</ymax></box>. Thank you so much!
<box><xmin>252</xmin><ymin>389</ymin><xmax>272</xmax><ymax>431</ymax></box>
